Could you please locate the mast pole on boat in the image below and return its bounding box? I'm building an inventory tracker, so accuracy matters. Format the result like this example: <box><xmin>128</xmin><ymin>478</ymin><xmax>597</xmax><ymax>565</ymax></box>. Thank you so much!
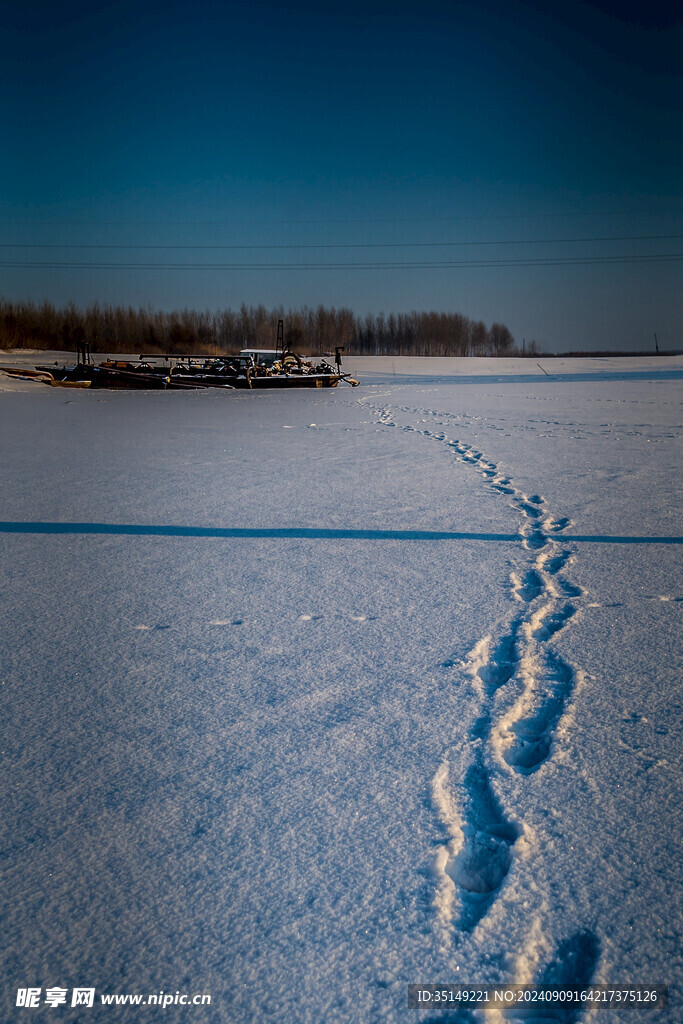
<box><xmin>277</xmin><ymin>319</ymin><xmax>284</xmax><ymax>360</ymax></box>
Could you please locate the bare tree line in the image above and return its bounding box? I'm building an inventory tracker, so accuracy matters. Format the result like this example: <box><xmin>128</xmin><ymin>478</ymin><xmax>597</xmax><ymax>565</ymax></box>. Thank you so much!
<box><xmin>0</xmin><ymin>299</ymin><xmax>523</xmax><ymax>357</ymax></box>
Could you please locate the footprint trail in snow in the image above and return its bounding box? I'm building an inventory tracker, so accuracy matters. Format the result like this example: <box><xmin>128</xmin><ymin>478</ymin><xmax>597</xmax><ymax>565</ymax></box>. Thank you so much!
<box><xmin>370</xmin><ymin>400</ymin><xmax>597</xmax><ymax>990</ymax></box>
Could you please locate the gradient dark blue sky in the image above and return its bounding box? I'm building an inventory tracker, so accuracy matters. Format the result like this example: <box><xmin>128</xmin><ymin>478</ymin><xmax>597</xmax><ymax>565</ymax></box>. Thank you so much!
<box><xmin>2</xmin><ymin>0</ymin><xmax>681</xmax><ymax>350</ymax></box>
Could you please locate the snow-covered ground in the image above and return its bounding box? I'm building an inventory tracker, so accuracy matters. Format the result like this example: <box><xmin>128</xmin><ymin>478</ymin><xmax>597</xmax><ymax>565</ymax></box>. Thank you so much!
<box><xmin>1</xmin><ymin>356</ymin><xmax>681</xmax><ymax>1023</ymax></box>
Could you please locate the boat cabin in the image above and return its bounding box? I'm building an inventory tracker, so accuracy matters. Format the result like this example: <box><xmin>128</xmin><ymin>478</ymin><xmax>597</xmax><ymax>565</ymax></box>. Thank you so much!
<box><xmin>239</xmin><ymin>349</ymin><xmax>280</xmax><ymax>367</ymax></box>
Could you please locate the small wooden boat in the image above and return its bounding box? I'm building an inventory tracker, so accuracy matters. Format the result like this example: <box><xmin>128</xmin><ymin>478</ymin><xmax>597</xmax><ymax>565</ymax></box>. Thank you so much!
<box><xmin>32</xmin><ymin>360</ymin><xmax>170</xmax><ymax>390</ymax></box>
<box><xmin>0</xmin><ymin>365</ymin><xmax>55</xmax><ymax>380</ymax></box>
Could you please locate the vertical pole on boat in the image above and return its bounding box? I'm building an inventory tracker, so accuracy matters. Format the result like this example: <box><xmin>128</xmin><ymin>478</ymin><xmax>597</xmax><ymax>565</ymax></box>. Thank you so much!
<box><xmin>277</xmin><ymin>319</ymin><xmax>284</xmax><ymax>359</ymax></box>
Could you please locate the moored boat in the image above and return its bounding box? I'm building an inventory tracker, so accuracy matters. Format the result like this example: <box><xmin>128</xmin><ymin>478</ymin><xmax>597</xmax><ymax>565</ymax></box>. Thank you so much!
<box><xmin>3</xmin><ymin>326</ymin><xmax>359</xmax><ymax>391</ymax></box>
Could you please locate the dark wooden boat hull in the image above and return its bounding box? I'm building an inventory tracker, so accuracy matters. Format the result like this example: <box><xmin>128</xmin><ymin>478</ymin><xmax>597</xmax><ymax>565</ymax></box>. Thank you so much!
<box><xmin>237</xmin><ymin>373</ymin><xmax>342</xmax><ymax>389</ymax></box>
<box><xmin>32</xmin><ymin>361</ymin><xmax>357</xmax><ymax>390</ymax></box>
<box><xmin>36</xmin><ymin>366</ymin><xmax>167</xmax><ymax>389</ymax></box>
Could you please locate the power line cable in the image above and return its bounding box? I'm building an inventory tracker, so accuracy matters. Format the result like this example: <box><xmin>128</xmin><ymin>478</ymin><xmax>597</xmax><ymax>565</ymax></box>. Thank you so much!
<box><xmin>1</xmin><ymin>234</ymin><xmax>681</xmax><ymax>250</ymax></box>
<box><xmin>2</xmin><ymin>254</ymin><xmax>681</xmax><ymax>270</ymax></box>
<box><xmin>1</xmin><ymin>210</ymin><xmax>681</xmax><ymax>227</ymax></box>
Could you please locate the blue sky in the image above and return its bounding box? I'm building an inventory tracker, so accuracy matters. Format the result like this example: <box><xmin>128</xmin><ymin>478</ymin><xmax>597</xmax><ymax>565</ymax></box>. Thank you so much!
<box><xmin>1</xmin><ymin>0</ymin><xmax>681</xmax><ymax>351</ymax></box>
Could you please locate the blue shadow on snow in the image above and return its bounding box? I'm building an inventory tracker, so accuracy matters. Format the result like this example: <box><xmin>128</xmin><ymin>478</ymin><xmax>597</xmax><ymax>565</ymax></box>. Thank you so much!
<box><xmin>0</xmin><ymin>522</ymin><xmax>681</xmax><ymax>544</ymax></box>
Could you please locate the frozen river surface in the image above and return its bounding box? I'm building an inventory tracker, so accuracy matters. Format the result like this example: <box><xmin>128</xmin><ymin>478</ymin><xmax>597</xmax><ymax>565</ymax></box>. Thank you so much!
<box><xmin>1</xmin><ymin>357</ymin><xmax>681</xmax><ymax>1022</ymax></box>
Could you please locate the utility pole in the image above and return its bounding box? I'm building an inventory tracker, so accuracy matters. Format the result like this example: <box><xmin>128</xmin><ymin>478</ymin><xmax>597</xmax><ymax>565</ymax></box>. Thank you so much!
<box><xmin>654</xmin><ymin>332</ymin><xmax>659</xmax><ymax>355</ymax></box>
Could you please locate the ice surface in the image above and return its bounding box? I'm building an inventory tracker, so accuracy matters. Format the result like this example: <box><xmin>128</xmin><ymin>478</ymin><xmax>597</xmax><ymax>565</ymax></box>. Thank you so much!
<box><xmin>0</xmin><ymin>356</ymin><xmax>681</xmax><ymax>1022</ymax></box>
